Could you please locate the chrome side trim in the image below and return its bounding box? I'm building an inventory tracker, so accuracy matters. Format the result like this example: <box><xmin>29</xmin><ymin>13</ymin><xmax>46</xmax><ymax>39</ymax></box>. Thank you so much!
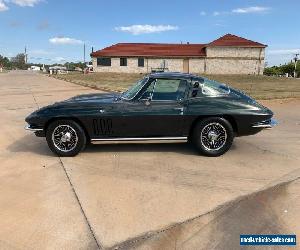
<box><xmin>91</xmin><ymin>137</ymin><xmax>188</xmax><ymax>144</ymax></box>
<box><xmin>252</xmin><ymin>118</ymin><xmax>278</xmax><ymax>129</ymax></box>
<box><xmin>24</xmin><ymin>124</ymin><xmax>43</xmax><ymax>132</ymax></box>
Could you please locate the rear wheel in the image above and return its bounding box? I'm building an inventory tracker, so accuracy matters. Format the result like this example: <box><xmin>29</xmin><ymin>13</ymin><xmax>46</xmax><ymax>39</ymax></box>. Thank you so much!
<box><xmin>192</xmin><ymin>117</ymin><xmax>234</xmax><ymax>157</ymax></box>
<box><xmin>46</xmin><ymin>120</ymin><xmax>86</xmax><ymax>157</ymax></box>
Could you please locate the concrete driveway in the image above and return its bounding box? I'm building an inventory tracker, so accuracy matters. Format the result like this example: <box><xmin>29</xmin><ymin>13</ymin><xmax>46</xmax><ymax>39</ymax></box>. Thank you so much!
<box><xmin>0</xmin><ymin>71</ymin><xmax>299</xmax><ymax>249</ymax></box>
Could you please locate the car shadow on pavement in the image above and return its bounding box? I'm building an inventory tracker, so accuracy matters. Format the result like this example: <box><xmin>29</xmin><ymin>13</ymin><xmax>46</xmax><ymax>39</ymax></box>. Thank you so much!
<box><xmin>7</xmin><ymin>134</ymin><xmax>238</xmax><ymax>157</ymax></box>
<box><xmin>7</xmin><ymin>134</ymin><xmax>54</xmax><ymax>157</ymax></box>
<box><xmin>85</xmin><ymin>142</ymin><xmax>202</xmax><ymax>156</ymax></box>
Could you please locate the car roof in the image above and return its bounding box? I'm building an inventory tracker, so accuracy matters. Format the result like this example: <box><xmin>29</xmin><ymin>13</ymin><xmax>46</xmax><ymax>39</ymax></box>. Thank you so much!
<box><xmin>149</xmin><ymin>72</ymin><xmax>202</xmax><ymax>80</ymax></box>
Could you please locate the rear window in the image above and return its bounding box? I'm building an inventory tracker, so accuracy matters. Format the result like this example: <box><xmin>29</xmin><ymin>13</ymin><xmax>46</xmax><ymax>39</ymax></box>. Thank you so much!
<box><xmin>191</xmin><ymin>78</ymin><xmax>230</xmax><ymax>97</ymax></box>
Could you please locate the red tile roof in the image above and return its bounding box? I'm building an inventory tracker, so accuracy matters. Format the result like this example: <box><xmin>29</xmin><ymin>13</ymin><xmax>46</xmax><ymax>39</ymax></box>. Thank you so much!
<box><xmin>91</xmin><ymin>43</ymin><xmax>206</xmax><ymax>58</ymax></box>
<box><xmin>208</xmin><ymin>34</ymin><xmax>267</xmax><ymax>47</ymax></box>
<box><xmin>91</xmin><ymin>34</ymin><xmax>266</xmax><ymax>57</ymax></box>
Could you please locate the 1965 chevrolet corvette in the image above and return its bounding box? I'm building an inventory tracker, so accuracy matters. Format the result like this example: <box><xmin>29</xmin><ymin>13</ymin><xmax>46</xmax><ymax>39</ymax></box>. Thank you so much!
<box><xmin>25</xmin><ymin>72</ymin><xmax>276</xmax><ymax>157</ymax></box>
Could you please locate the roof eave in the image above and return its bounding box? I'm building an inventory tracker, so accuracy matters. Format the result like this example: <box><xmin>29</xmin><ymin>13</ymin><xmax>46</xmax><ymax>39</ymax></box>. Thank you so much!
<box><xmin>207</xmin><ymin>45</ymin><xmax>267</xmax><ymax>48</ymax></box>
<box><xmin>90</xmin><ymin>54</ymin><xmax>206</xmax><ymax>58</ymax></box>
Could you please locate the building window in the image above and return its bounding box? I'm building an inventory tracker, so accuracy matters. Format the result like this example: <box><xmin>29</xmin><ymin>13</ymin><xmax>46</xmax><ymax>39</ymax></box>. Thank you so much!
<box><xmin>120</xmin><ymin>58</ymin><xmax>127</xmax><ymax>66</ymax></box>
<box><xmin>138</xmin><ymin>58</ymin><xmax>144</xmax><ymax>67</ymax></box>
<box><xmin>97</xmin><ymin>57</ymin><xmax>111</xmax><ymax>66</ymax></box>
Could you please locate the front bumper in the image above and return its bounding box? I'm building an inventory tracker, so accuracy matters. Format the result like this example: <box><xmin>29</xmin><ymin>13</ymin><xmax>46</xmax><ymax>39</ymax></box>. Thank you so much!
<box><xmin>252</xmin><ymin>118</ymin><xmax>278</xmax><ymax>129</ymax></box>
<box><xmin>25</xmin><ymin>124</ymin><xmax>45</xmax><ymax>137</ymax></box>
<box><xmin>24</xmin><ymin>124</ymin><xmax>44</xmax><ymax>132</ymax></box>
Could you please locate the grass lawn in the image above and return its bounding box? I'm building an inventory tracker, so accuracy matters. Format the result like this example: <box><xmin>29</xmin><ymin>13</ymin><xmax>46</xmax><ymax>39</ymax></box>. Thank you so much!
<box><xmin>49</xmin><ymin>72</ymin><xmax>300</xmax><ymax>100</ymax></box>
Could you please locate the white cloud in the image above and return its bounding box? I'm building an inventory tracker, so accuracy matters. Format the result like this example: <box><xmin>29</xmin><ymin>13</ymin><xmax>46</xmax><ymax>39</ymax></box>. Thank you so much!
<box><xmin>49</xmin><ymin>37</ymin><xmax>84</xmax><ymax>45</ymax></box>
<box><xmin>6</xmin><ymin>0</ymin><xmax>41</xmax><ymax>7</ymax></box>
<box><xmin>53</xmin><ymin>57</ymin><xmax>66</xmax><ymax>62</ymax></box>
<box><xmin>1</xmin><ymin>0</ymin><xmax>41</xmax><ymax>11</ymax></box>
<box><xmin>200</xmin><ymin>11</ymin><xmax>206</xmax><ymax>16</ymax></box>
<box><xmin>0</xmin><ymin>1</ymin><xmax>9</xmax><ymax>11</ymax></box>
<box><xmin>232</xmin><ymin>6</ymin><xmax>270</xmax><ymax>14</ymax></box>
<box><xmin>115</xmin><ymin>24</ymin><xmax>178</xmax><ymax>35</ymax></box>
<box><xmin>212</xmin><ymin>6</ymin><xmax>270</xmax><ymax>16</ymax></box>
<box><xmin>268</xmin><ymin>49</ymin><xmax>300</xmax><ymax>55</ymax></box>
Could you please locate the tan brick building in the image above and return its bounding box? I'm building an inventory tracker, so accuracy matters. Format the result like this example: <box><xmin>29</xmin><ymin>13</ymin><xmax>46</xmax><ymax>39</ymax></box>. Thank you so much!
<box><xmin>91</xmin><ymin>34</ymin><xmax>267</xmax><ymax>75</ymax></box>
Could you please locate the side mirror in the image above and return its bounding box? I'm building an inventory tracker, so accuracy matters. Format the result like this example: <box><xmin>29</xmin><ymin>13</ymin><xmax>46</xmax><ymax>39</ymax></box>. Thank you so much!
<box><xmin>140</xmin><ymin>91</ymin><xmax>152</xmax><ymax>105</ymax></box>
<box><xmin>145</xmin><ymin>97</ymin><xmax>151</xmax><ymax>106</ymax></box>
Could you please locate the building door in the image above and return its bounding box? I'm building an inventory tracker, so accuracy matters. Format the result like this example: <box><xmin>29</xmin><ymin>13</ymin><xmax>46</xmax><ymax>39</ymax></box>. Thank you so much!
<box><xmin>183</xmin><ymin>59</ymin><xmax>189</xmax><ymax>73</ymax></box>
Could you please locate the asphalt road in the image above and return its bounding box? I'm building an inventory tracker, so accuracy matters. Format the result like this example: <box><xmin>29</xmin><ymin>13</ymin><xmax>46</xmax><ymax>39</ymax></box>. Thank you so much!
<box><xmin>0</xmin><ymin>71</ymin><xmax>299</xmax><ymax>249</ymax></box>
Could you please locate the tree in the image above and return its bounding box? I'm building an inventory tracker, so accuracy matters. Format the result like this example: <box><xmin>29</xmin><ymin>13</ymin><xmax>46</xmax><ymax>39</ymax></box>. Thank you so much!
<box><xmin>264</xmin><ymin>62</ymin><xmax>300</xmax><ymax>77</ymax></box>
<box><xmin>264</xmin><ymin>66</ymin><xmax>280</xmax><ymax>76</ymax></box>
<box><xmin>64</xmin><ymin>62</ymin><xmax>86</xmax><ymax>71</ymax></box>
<box><xmin>281</xmin><ymin>63</ymin><xmax>294</xmax><ymax>76</ymax></box>
<box><xmin>0</xmin><ymin>55</ymin><xmax>11</xmax><ymax>68</ymax></box>
<box><xmin>10</xmin><ymin>53</ymin><xmax>27</xmax><ymax>69</ymax></box>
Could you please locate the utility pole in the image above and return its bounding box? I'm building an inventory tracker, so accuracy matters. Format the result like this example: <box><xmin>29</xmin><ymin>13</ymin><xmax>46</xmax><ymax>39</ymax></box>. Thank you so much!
<box><xmin>294</xmin><ymin>53</ymin><xmax>299</xmax><ymax>78</ymax></box>
<box><xmin>24</xmin><ymin>45</ymin><xmax>28</xmax><ymax>64</ymax></box>
<box><xmin>83</xmin><ymin>43</ymin><xmax>86</xmax><ymax>64</ymax></box>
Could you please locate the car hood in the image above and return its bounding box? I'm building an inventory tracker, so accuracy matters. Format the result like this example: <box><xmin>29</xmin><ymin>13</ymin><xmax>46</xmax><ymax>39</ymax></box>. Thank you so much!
<box><xmin>62</xmin><ymin>92</ymin><xmax>119</xmax><ymax>104</ymax></box>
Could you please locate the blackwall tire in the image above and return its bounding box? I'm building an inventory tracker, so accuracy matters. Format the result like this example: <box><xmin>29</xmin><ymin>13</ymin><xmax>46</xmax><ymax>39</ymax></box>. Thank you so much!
<box><xmin>46</xmin><ymin>120</ymin><xmax>86</xmax><ymax>157</ymax></box>
<box><xmin>192</xmin><ymin>117</ymin><xmax>234</xmax><ymax>157</ymax></box>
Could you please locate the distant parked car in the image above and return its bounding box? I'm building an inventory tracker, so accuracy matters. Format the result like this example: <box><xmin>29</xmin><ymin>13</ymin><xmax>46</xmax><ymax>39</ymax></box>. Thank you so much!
<box><xmin>25</xmin><ymin>72</ymin><xmax>276</xmax><ymax>157</ymax></box>
<box><xmin>49</xmin><ymin>66</ymin><xmax>68</xmax><ymax>75</ymax></box>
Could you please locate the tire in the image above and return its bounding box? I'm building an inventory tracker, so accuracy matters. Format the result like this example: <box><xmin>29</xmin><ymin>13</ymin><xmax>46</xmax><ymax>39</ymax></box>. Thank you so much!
<box><xmin>192</xmin><ymin>117</ymin><xmax>234</xmax><ymax>157</ymax></box>
<box><xmin>46</xmin><ymin>120</ymin><xmax>87</xmax><ymax>157</ymax></box>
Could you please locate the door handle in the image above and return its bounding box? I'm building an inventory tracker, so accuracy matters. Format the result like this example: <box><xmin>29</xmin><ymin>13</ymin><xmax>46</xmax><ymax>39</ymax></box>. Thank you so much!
<box><xmin>173</xmin><ymin>107</ymin><xmax>184</xmax><ymax>115</ymax></box>
<box><xmin>173</xmin><ymin>107</ymin><xmax>184</xmax><ymax>111</ymax></box>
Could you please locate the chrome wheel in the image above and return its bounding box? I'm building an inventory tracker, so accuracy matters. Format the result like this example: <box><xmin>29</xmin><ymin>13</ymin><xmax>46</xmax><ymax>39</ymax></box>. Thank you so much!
<box><xmin>52</xmin><ymin>125</ymin><xmax>78</xmax><ymax>152</ymax></box>
<box><xmin>200</xmin><ymin>122</ymin><xmax>227</xmax><ymax>151</ymax></box>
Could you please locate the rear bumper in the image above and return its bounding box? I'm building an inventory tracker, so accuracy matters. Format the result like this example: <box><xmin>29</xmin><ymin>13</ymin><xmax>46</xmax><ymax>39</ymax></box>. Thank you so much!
<box><xmin>252</xmin><ymin>118</ymin><xmax>278</xmax><ymax>129</ymax></box>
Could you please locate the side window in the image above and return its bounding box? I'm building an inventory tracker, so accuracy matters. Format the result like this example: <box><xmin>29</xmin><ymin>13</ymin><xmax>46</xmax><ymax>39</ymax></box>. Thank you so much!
<box><xmin>138</xmin><ymin>58</ymin><xmax>144</xmax><ymax>67</ymax></box>
<box><xmin>152</xmin><ymin>79</ymin><xmax>187</xmax><ymax>101</ymax></box>
<box><xmin>120</xmin><ymin>58</ymin><xmax>127</xmax><ymax>66</ymax></box>
<box><xmin>97</xmin><ymin>57</ymin><xmax>111</xmax><ymax>66</ymax></box>
<box><xmin>201</xmin><ymin>78</ymin><xmax>229</xmax><ymax>96</ymax></box>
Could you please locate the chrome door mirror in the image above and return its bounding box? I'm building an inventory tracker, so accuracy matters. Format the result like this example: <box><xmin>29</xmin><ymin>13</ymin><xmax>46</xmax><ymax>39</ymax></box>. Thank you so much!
<box><xmin>145</xmin><ymin>98</ymin><xmax>151</xmax><ymax>106</ymax></box>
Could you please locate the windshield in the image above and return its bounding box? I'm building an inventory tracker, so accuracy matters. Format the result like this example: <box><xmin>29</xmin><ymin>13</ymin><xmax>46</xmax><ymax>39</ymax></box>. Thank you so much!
<box><xmin>201</xmin><ymin>78</ymin><xmax>230</xmax><ymax>96</ymax></box>
<box><xmin>121</xmin><ymin>77</ymin><xmax>149</xmax><ymax>100</ymax></box>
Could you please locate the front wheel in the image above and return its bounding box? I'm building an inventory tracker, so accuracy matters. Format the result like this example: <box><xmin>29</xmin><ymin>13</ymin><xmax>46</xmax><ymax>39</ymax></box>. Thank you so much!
<box><xmin>192</xmin><ymin>117</ymin><xmax>234</xmax><ymax>157</ymax></box>
<box><xmin>46</xmin><ymin>120</ymin><xmax>87</xmax><ymax>157</ymax></box>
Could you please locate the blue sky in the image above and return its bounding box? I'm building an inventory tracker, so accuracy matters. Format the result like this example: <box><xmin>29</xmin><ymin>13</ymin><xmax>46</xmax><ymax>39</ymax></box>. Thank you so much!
<box><xmin>0</xmin><ymin>0</ymin><xmax>299</xmax><ymax>66</ymax></box>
